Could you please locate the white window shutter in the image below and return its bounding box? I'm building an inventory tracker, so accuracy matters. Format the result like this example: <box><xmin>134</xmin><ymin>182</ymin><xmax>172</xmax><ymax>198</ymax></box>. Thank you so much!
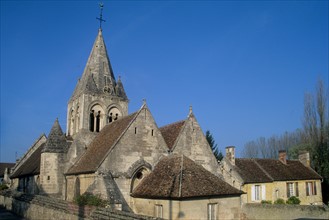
<box><xmin>251</xmin><ymin>185</ymin><xmax>255</xmax><ymax>201</ymax></box>
<box><xmin>262</xmin><ymin>185</ymin><xmax>266</xmax><ymax>200</ymax></box>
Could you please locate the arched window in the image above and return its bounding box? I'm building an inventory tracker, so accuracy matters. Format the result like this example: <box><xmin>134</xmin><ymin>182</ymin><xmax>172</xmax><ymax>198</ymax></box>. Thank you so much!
<box><xmin>75</xmin><ymin>106</ymin><xmax>80</xmax><ymax>133</ymax></box>
<box><xmin>89</xmin><ymin>110</ymin><xmax>95</xmax><ymax>132</ymax></box>
<box><xmin>69</xmin><ymin>109</ymin><xmax>75</xmax><ymax>136</ymax></box>
<box><xmin>96</xmin><ymin>111</ymin><xmax>101</xmax><ymax>132</ymax></box>
<box><xmin>89</xmin><ymin>104</ymin><xmax>104</xmax><ymax>132</ymax></box>
<box><xmin>107</xmin><ymin>107</ymin><xmax>122</xmax><ymax>124</ymax></box>
<box><xmin>74</xmin><ymin>177</ymin><xmax>80</xmax><ymax>200</ymax></box>
<box><xmin>131</xmin><ymin>167</ymin><xmax>150</xmax><ymax>193</ymax></box>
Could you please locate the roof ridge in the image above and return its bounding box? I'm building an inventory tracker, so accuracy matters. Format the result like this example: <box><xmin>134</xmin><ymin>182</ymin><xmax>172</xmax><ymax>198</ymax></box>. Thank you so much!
<box><xmin>253</xmin><ymin>159</ymin><xmax>274</xmax><ymax>182</ymax></box>
<box><xmin>12</xmin><ymin>134</ymin><xmax>47</xmax><ymax>171</ymax></box>
<box><xmin>160</xmin><ymin>119</ymin><xmax>186</xmax><ymax>129</ymax></box>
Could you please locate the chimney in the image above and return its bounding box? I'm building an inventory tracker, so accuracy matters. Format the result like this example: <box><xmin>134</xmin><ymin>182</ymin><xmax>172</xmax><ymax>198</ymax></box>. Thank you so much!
<box><xmin>298</xmin><ymin>151</ymin><xmax>310</xmax><ymax>167</ymax></box>
<box><xmin>226</xmin><ymin>146</ymin><xmax>235</xmax><ymax>165</ymax></box>
<box><xmin>278</xmin><ymin>150</ymin><xmax>287</xmax><ymax>164</ymax></box>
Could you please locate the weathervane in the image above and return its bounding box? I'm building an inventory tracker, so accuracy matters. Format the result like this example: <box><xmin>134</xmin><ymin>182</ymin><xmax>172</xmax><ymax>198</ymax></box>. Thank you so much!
<box><xmin>96</xmin><ymin>2</ymin><xmax>106</xmax><ymax>29</ymax></box>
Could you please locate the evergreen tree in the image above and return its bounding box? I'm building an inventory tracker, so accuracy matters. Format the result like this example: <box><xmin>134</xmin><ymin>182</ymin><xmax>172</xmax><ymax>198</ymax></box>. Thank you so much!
<box><xmin>205</xmin><ymin>130</ymin><xmax>223</xmax><ymax>161</ymax></box>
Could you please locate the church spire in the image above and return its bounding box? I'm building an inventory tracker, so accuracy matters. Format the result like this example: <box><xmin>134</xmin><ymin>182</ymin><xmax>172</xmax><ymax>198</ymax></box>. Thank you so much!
<box><xmin>70</xmin><ymin>28</ymin><xmax>127</xmax><ymax>101</ymax></box>
<box><xmin>70</xmin><ymin>3</ymin><xmax>128</xmax><ymax>101</ymax></box>
<box><xmin>67</xmin><ymin>4</ymin><xmax>129</xmax><ymax>137</ymax></box>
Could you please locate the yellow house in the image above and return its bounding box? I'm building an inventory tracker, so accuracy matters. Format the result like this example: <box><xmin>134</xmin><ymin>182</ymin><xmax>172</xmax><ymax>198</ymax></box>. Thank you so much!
<box><xmin>220</xmin><ymin>147</ymin><xmax>323</xmax><ymax>205</ymax></box>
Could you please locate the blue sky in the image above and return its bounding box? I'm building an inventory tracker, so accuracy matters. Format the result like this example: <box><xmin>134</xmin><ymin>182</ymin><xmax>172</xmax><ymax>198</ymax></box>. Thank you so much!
<box><xmin>1</xmin><ymin>1</ymin><xmax>328</xmax><ymax>162</ymax></box>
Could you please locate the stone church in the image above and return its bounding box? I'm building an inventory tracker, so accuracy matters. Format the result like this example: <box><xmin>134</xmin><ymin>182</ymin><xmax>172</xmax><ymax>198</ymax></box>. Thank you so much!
<box><xmin>9</xmin><ymin>24</ymin><xmax>244</xmax><ymax>219</ymax></box>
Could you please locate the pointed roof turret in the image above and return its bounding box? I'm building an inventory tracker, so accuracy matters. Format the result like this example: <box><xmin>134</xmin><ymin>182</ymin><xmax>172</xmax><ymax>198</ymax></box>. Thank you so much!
<box><xmin>115</xmin><ymin>76</ymin><xmax>128</xmax><ymax>100</ymax></box>
<box><xmin>43</xmin><ymin>118</ymin><xmax>68</xmax><ymax>153</ymax></box>
<box><xmin>70</xmin><ymin>29</ymin><xmax>127</xmax><ymax>101</ymax></box>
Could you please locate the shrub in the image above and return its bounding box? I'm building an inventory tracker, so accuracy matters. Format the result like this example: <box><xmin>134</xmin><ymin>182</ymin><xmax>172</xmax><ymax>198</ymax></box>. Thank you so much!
<box><xmin>274</xmin><ymin>198</ymin><xmax>285</xmax><ymax>204</ymax></box>
<box><xmin>74</xmin><ymin>193</ymin><xmax>106</xmax><ymax>207</ymax></box>
<box><xmin>286</xmin><ymin>196</ymin><xmax>301</xmax><ymax>205</ymax></box>
<box><xmin>261</xmin><ymin>200</ymin><xmax>272</xmax><ymax>204</ymax></box>
<box><xmin>0</xmin><ymin>184</ymin><xmax>8</xmax><ymax>191</ymax></box>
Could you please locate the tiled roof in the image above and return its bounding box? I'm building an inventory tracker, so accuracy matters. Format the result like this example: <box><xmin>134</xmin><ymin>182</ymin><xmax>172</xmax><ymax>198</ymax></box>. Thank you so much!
<box><xmin>255</xmin><ymin>159</ymin><xmax>322</xmax><ymax>181</ymax></box>
<box><xmin>234</xmin><ymin>158</ymin><xmax>322</xmax><ymax>184</ymax></box>
<box><xmin>0</xmin><ymin>163</ymin><xmax>15</xmax><ymax>177</ymax></box>
<box><xmin>159</xmin><ymin>120</ymin><xmax>185</xmax><ymax>150</ymax></box>
<box><xmin>10</xmin><ymin>143</ymin><xmax>45</xmax><ymax>178</ymax></box>
<box><xmin>235</xmin><ymin>159</ymin><xmax>272</xmax><ymax>183</ymax></box>
<box><xmin>132</xmin><ymin>154</ymin><xmax>243</xmax><ymax>199</ymax></box>
<box><xmin>66</xmin><ymin>112</ymin><xmax>138</xmax><ymax>175</ymax></box>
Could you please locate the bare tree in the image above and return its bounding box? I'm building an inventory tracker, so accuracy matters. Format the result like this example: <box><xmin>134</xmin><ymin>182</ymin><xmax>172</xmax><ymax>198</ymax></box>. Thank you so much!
<box><xmin>302</xmin><ymin>78</ymin><xmax>329</xmax><ymax>204</ymax></box>
<box><xmin>243</xmin><ymin>140</ymin><xmax>259</xmax><ymax>158</ymax></box>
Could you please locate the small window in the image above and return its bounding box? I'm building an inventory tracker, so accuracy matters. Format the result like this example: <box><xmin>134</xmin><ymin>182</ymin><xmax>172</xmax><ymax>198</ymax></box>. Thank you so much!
<box><xmin>287</xmin><ymin>182</ymin><xmax>299</xmax><ymax>197</ymax></box>
<box><xmin>251</xmin><ymin>184</ymin><xmax>265</xmax><ymax>201</ymax></box>
<box><xmin>135</xmin><ymin>127</ymin><xmax>137</xmax><ymax>134</ymax></box>
<box><xmin>208</xmin><ymin>203</ymin><xmax>217</xmax><ymax>220</ymax></box>
<box><xmin>151</xmin><ymin>129</ymin><xmax>154</xmax><ymax>136</ymax></box>
<box><xmin>254</xmin><ymin>185</ymin><xmax>261</xmax><ymax>201</ymax></box>
<box><xmin>306</xmin><ymin>182</ymin><xmax>317</xmax><ymax>196</ymax></box>
<box><xmin>155</xmin><ymin>204</ymin><xmax>163</xmax><ymax>218</ymax></box>
<box><xmin>47</xmin><ymin>176</ymin><xmax>50</xmax><ymax>181</ymax></box>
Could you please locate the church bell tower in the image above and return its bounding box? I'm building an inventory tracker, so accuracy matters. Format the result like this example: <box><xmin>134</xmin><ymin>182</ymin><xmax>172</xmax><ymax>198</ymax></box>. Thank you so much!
<box><xmin>66</xmin><ymin>6</ymin><xmax>128</xmax><ymax>137</ymax></box>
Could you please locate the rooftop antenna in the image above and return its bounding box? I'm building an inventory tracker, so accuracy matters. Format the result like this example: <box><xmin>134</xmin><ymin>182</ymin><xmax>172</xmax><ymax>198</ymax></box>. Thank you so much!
<box><xmin>96</xmin><ymin>2</ymin><xmax>106</xmax><ymax>30</ymax></box>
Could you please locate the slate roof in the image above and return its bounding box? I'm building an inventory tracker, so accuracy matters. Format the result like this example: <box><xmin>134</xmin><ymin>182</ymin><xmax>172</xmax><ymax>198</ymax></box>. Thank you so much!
<box><xmin>10</xmin><ymin>143</ymin><xmax>45</xmax><ymax>178</ymax></box>
<box><xmin>132</xmin><ymin>154</ymin><xmax>243</xmax><ymax>199</ymax></box>
<box><xmin>234</xmin><ymin>158</ymin><xmax>322</xmax><ymax>184</ymax></box>
<box><xmin>0</xmin><ymin>163</ymin><xmax>15</xmax><ymax>177</ymax></box>
<box><xmin>159</xmin><ymin>120</ymin><xmax>185</xmax><ymax>150</ymax></box>
<box><xmin>66</xmin><ymin>112</ymin><xmax>138</xmax><ymax>175</ymax></box>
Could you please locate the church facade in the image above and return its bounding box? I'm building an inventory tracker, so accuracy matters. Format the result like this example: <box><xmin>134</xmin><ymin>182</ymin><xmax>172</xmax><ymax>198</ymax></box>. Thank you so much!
<box><xmin>9</xmin><ymin>27</ymin><xmax>243</xmax><ymax>219</ymax></box>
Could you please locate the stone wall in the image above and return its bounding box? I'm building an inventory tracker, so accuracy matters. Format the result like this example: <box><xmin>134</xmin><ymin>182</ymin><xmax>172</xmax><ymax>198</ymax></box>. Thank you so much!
<box><xmin>40</xmin><ymin>152</ymin><xmax>65</xmax><ymax>198</ymax></box>
<box><xmin>0</xmin><ymin>190</ymin><xmax>93</xmax><ymax>219</ymax></box>
<box><xmin>0</xmin><ymin>190</ymin><xmax>157</xmax><ymax>220</ymax></box>
<box><xmin>66</xmin><ymin>173</ymin><xmax>96</xmax><ymax>201</ymax></box>
<box><xmin>242</xmin><ymin>203</ymin><xmax>329</xmax><ymax>219</ymax></box>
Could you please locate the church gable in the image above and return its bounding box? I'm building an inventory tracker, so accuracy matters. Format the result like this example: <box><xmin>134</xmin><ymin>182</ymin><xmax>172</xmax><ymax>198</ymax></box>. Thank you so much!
<box><xmin>66</xmin><ymin>112</ymin><xmax>138</xmax><ymax>175</ymax></box>
<box><xmin>11</xmin><ymin>134</ymin><xmax>47</xmax><ymax>179</ymax></box>
<box><xmin>171</xmin><ymin>112</ymin><xmax>220</xmax><ymax>174</ymax></box>
<box><xmin>99</xmin><ymin>103</ymin><xmax>168</xmax><ymax>175</ymax></box>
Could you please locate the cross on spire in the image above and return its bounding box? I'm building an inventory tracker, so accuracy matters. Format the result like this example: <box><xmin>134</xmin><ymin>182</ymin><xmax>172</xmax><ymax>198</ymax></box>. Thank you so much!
<box><xmin>96</xmin><ymin>2</ymin><xmax>106</xmax><ymax>29</ymax></box>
